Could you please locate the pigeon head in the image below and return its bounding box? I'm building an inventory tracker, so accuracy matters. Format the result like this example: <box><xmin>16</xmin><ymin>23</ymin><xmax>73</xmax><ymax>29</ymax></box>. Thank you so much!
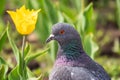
<box><xmin>46</xmin><ymin>23</ymin><xmax>81</xmax><ymax>46</ymax></box>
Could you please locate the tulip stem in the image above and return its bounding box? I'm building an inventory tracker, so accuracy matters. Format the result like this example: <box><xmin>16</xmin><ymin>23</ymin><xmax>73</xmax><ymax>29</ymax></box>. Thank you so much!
<box><xmin>21</xmin><ymin>35</ymin><xmax>26</xmax><ymax>79</ymax></box>
<box><xmin>22</xmin><ymin>36</ymin><xmax>26</xmax><ymax>60</ymax></box>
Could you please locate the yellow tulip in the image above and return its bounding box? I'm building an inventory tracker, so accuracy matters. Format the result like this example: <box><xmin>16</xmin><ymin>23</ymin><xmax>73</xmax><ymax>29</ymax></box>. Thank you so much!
<box><xmin>7</xmin><ymin>5</ymin><xmax>40</xmax><ymax>35</ymax></box>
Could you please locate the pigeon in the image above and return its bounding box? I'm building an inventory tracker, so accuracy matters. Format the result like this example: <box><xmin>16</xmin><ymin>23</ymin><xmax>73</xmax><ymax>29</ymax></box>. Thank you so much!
<box><xmin>46</xmin><ymin>23</ymin><xmax>111</xmax><ymax>80</ymax></box>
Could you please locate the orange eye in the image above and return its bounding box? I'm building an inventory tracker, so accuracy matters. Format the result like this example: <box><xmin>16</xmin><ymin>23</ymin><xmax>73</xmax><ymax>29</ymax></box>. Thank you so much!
<box><xmin>59</xmin><ymin>30</ymin><xmax>65</xmax><ymax>34</ymax></box>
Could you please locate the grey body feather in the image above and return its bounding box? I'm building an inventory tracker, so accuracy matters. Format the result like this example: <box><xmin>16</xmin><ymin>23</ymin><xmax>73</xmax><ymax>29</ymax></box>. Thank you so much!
<box><xmin>49</xmin><ymin>66</ymin><xmax>97</xmax><ymax>80</ymax></box>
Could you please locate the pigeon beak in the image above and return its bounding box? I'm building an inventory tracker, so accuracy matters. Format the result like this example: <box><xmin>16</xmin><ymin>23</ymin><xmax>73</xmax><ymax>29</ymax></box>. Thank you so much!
<box><xmin>46</xmin><ymin>34</ymin><xmax>55</xmax><ymax>43</ymax></box>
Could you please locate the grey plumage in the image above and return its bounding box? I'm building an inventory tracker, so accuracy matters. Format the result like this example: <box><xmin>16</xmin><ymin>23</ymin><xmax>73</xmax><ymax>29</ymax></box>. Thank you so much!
<box><xmin>50</xmin><ymin>66</ymin><xmax>97</xmax><ymax>80</ymax></box>
<box><xmin>46</xmin><ymin>23</ymin><xmax>111</xmax><ymax>80</ymax></box>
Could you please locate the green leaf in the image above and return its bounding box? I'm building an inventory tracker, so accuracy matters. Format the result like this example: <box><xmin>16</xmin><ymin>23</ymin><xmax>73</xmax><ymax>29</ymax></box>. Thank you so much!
<box><xmin>59</xmin><ymin>2</ymin><xmax>76</xmax><ymax>20</ymax></box>
<box><xmin>34</xmin><ymin>0</ymin><xmax>50</xmax><ymax>43</ymax></box>
<box><xmin>84</xmin><ymin>34</ymin><xmax>99</xmax><ymax>59</ymax></box>
<box><xmin>26</xmin><ymin>0</ymin><xmax>39</xmax><ymax>9</ymax></box>
<box><xmin>50</xmin><ymin>41</ymin><xmax>58</xmax><ymax>61</ymax></box>
<box><xmin>28</xmin><ymin>76</ymin><xmax>42</xmax><ymax>80</ymax></box>
<box><xmin>62</xmin><ymin>13</ymin><xmax>73</xmax><ymax>24</ymax></box>
<box><xmin>72</xmin><ymin>0</ymin><xmax>84</xmax><ymax>13</ymax></box>
<box><xmin>0</xmin><ymin>64</ymin><xmax>8</xmax><ymax>80</ymax></box>
<box><xmin>8</xmin><ymin>66</ymin><xmax>38</xmax><ymax>80</ymax></box>
<box><xmin>36</xmin><ymin>14</ymin><xmax>50</xmax><ymax>43</ymax></box>
<box><xmin>0</xmin><ymin>27</ymin><xmax>7</xmax><ymax>52</ymax></box>
<box><xmin>27</xmin><ymin>68</ymin><xmax>34</xmax><ymax>78</ymax></box>
<box><xmin>58</xmin><ymin>11</ymin><xmax>64</xmax><ymax>22</ymax></box>
<box><xmin>112</xmin><ymin>38</ymin><xmax>120</xmax><ymax>54</ymax></box>
<box><xmin>0</xmin><ymin>65</ymin><xmax>6</xmax><ymax>80</ymax></box>
<box><xmin>7</xmin><ymin>23</ymin><xmax>20</xmax><ymax>64</ymax></box>
<box><xmin>116</xmin><ymin>0</ymin><xmax>120</xmax><ymax>29</ymax></box>
<box><xmin>8</xmin><ymin>66</ymin><xmax>21</xmax><ymax>80</ymax></box>
<box><xmin>43</xmin><ymin>0</ymin><xmax>58</xmax><ymax>24</ymax></box>
<box><xmin>0</xmin><ymin>58</ymin><xmax>8</xmax><ymax>80</ymax></box>
<box><xmin>24</xmin><ymin>43</ymin><xmax>30</xmax><ymax>57</ymax></box>
<box><xmin>0</xmin><ymin>19</ymin><xmax>5</xmax><ymax>34</ymax></box>
<box><xmin>0</xmin><ymin>0</ymin><xmax>6</xmax><ymax>16</ymax></box>
<box><xmin>18</xmin><ymin>51</ymin><xmax>22</xmax><ymax>76</ymax></box>
<box><xmin>0</xmin><ymin>57</ymin><xmax>8</xmax><ymax>71</ymax></box>
<box><xmin>83</xmin><ymin>3</ymin><xmax>96</xmax><ymax>33</ymax></box>
<box><xmin>0</xmin><ymin>57</ymin><xmax>6</xmax><ymax>65</ymax></box>
<box><xmin>25</xmin><ymin>48</ymin><xmax>49</xmax><ymax>64</ymax></box>
<box><xmin>76</xmin><ymin>13</ymin><xmax>86</xmax><ymax>38</ymax></box>
<box><xmin>0</xmin><ymin>57</ymin><xmax>8</xmax><ymax>80</ymax></box>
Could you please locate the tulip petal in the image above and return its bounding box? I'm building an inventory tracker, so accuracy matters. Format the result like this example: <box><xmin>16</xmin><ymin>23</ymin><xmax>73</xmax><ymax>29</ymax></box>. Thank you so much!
<box><xmin>7</xmin><ymin>5</ymin><xmax>41</xmax><ymax>35</ymax></box>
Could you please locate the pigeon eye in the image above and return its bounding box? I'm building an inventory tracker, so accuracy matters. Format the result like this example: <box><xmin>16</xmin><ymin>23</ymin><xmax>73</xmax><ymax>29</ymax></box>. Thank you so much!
<box><xmin>59</xmin><ymin>30</ymin><xmax>65</xmax><ymax>35</ymax></box>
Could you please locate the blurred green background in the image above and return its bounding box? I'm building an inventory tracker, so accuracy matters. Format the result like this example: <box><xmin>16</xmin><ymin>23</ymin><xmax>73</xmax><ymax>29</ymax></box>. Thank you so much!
<box><xmin>0</xmin><ymin>0</ymin><xmax>120</xmax><ymax>80</ymax></box>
